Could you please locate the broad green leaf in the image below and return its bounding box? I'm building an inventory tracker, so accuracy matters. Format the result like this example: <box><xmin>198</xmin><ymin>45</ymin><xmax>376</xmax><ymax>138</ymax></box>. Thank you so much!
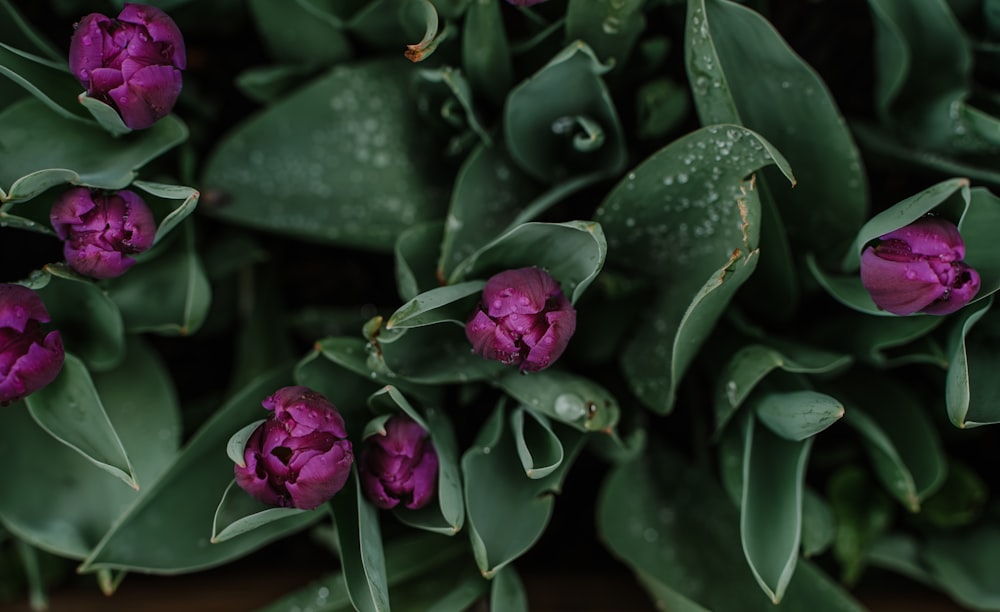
<box><xmin>0</xmin><ymin>339</ymin><xmax>179</xmax><ymax>559</ymax></box>
<box><xmin>808</xmin><ymin>311</ymin><xmax>944</xmax><ymax>367</ymax></box>
<box><xmin>437</xmin><ymin>143</ymin><xmax>542</xmax><ymax>280</ymax></box>
<box><xmin>463</xmin><ymin>403</ymin><xmax>584</xmax><ymax>578</ymax></box>
<box><xmin>131</xmin><ymin>181</ymin><xmax>201</xmax><ymax>246</ymax></box>
<box><xmin>366</xmin><ymin>386</ymin><xmax>464</xmax><ymax>535</ymax></box>
<box><xmin>225</xmin><ymin>420</ymin><xmax>265</xmax><ymax>468</ymax></box>
<box><xmin>504</xmin><ymin>42</ymin><xmax>626</xmax><ymax>184</ymax></box>
<box><xmin>946</xmin><ymin>297</ymin><xmax>1000</xmax><ymax>427</ymax></box>
<box><xmin>490</xmin><ymin>566</ymin><xmax>528</xmax><ymax>612</ymax></box>
<box><xmin>740</xmin><ymin>415</ymin><xmax>813</xmax><ymax>603</ymax></box>
<box><xmin>565</xmin><ymin>0</ymin><xmax>645</xmax><ymax>71</ymax></box>
<box><xmin>385</xmin><ymin>281</ymin><xmax>485</xmax><ymax>329</ymax></box>
<box><xmin>714</xmin><ymin>343</ymin><xmax>851</xmax><ymax>436</ymax></box>
<box><xmin>827</xmin><ymin>466</ymin><xmax>895</xmax><ymax>585</ymax></box>
<box><xmin>395</xmin><ymin>221</ymin><xmax>444</xmax><ymax>301</ymax></box>
<box><xmin>105</xmin><ymin>222</ymin><xmax>211</xmax><ymax>336</ymax></box>
<box><xmin>80</xmin><ymin>368</ymin><xmax>322</xmax><ymax>573</ymax></box>
<box><xmin>598</xmin><ymin>443</ymin><xmax>864</xmax><ymax>611</ymax></box>
<box><xmin>0</xmin><ymin>98</ymin><xmax>186</xmax><ymax>203</ymax></box>
<box><xmin>368</xmin><ymin>321</ymin><xmax>506</xmax><ymax>384</ymax></box>
<box><xmin>923</xmin><ymin>524</ymin><xmax>1000</xmax><ymax>609</ymax></box>
<box><xmin>801</xmin><ymin>489</ymin><xmax>835</xmax><ymax>558</ymax></box>
<box><xmin>843</xmin><ymin>410</ymin><xmax>920</xmax><ymax>512</ymax></box>
<box><xmin>34</xmin><ymin>266</ymin><xmax>125</xmax><ymax>372</ymax></box>
<box><xmin>753</xmin><ymin>391</ymin><xmax>844</xmax><ymax>442</ymax></box>
<box><xmin>235</xmin><ymin>63</ymin><xmax>320</xmax><ymax>105</ymax></box>
<box><xmin>210</xmin><ymin>480</ymin><xmax>314</xmax><ymax>543</ymax></box>
<box><xmin>0</xmin><ymin>42</ymin><xmax>89</xmax><ymax>123</ymax></box>
<box><xmin>25</xmin><ymin>354</ymin><xmax>136</xmax><ymax>489</ymax></box>
<box><xmin>956</xmin><ymin>187</ymin><xmax>1000</xmax><ymax>303</ymax></box>
<box><xmin>332</xmin><ymin>470</ymin><xmax>390</xmax><ymax>612</ymax></box>
<box><xmin>202</xmin><ymin>59</ymin><xmax>449</xmax><ymax>251</ymax></box>
<box><xmin>248</xmin><ymin>0</ymin><xmax>351</xmax><ymax>65</ymax></box>
<box><xmin>688</xmin><ymin>0</ymin><xmax>867</xmax><ymax>251</ymax></box>
<box><xmin>462</xmin><ymin>0</ymin><xmax>513</xmax><ymax>105</ymax></box>
<box><xmin>495</xmin><ymin>368</ymin><xmax>619</xmax><ymax>433</ymax></box>
<box><xmin>449</xmin><ymin>221</ymin><xmax>606</xmax><ymax>305</ymax></box>
<box><xmin>511</xmin><ymin>408</ymin><xmax>563</xmax><ymax>479</ymax></box>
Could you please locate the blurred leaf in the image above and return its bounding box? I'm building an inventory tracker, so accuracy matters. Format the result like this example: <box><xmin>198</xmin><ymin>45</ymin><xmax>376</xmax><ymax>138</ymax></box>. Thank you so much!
<box><xmin>203</xmin><ymin>58</ymin><xmax>449</xmax><ymax>251</ymax></box>
<box><xmin>0</xmin><ymin>42</ymin><xmax>89</xmax><ymax>123</ymax></box>
<box><xmin>0</xmin><ymin>0</ymin><xmax>63</xmax><ymax>62</ymax></box>
<box><xmin>25</xmin><ymin>354</ymin><xmax>136</xmax><ymax>489</ymax></box>
<box><xmin>462</xmin><ymin>0</ymin><xmax>512</xmax><ymax>105</ymax></box>
<box><xmin>0</xmin><ymin>339</ymin><xmax>180</xmax><ymax>559</ymax></box>
<box><xmin>210</xmin><ymin>480</ymin><xmax>314</xmax><ymax>543</ymax></box>
<box><xmin>598</xmin><ymin>443</ymin><xmax>864</xmax><ymax>611</ymax></box>
<box><xmin>565</xmin><ymin>0</ymin><xmax>645</xmax><ymax>71</ymax></box>
<box><xmin>920</xmin><ymin>460</ymin><xmax>987</xmax><ymax>528</ymax></box>
<box><xmin>504</xmin><ymin>42</ymin><xmax>626</xmax><ymax>183</ymax></box>
<box><xmin>714</xmin><ymin>344</ymin><xmax>851</xmax><ymax>436</ymax></box>
<box><xmin>946</xmin><ymin>297</ymin><xmax>1000</xmax><ymax>427</ymax></box>
<box><xmin>496</xmin><ymin>368</ymin><xmax>619</xmax><ymax>433</ymax></box>
<box><xmin>463</xmin><ymin>402</ymin><xmax>584</xmax><ymax>578</ymax></box>
<box><xmin>490</xmin><ymin>566</ymin><xmax>528</xmax><ymax>612</ymax></box>
<box><xmin>801</xmin><ymin>489</ymin><xmax>835</xmax><ymax>558</ymax></box>
<box><xmin>395</xmin><ymin>221</ymin><xmax>444</xmax><ymax>301</ymax></box>
<box><xmin>828</xmin><ymin>465</ymin><xmax>895</xmax><ymax>585</ymax></box>
<box><xmin>80</xmin><ymin>367</ymin><xmax>322</xmax><ymax>573</ymax></box>
<box><xmin>416</xmin><ymin>67</ymin><xmax>490</xmax><ymax>145</ymax></box>
<box><xmin>635</xmin><ymin>77</ymin><xmax>690</xmax><ymax>140</ymax></box>
<box><xmin>740</xmin><ymin>415</ymin><xmax>813</xmax><ymax>603</ymax></box>
<box><xmin>450</xmin><ymin>221</ymin><xmax>606</xmax><ymax>307</ymax></box>
<box><xmin>688</xmin><ymin>0</ymin><xmax>867</xmax><ymax>251</ymax></box>
<box><xmin>511</xmin><ymin>408</ymin><xmax>563</xmax><ymax>479</ymax></box>
<box><xmin>35</xmin><ymin>266</ymin><xmax>125</xmax><ymax>372</ymax></box>
<box><xmin>0</xmin><ymin>98</ymin><xmax>187</xmax><ymax>203</ymax></box>
<box><xmin>235</xmin><ymin>63</ymin><xmax>320</xmax><ymax>104</ymax></box>
<box><xmin>106</xmin><ymin>222</ymin><xmax>211</xmax><ymax>336</ymax></box>
<box><xmin>366</xmin><ymin>386</ymin><xmax>464</xmax><ymax>535</ymax></box>
<box><xmin>809</xmin><ymin>311</ymin><xmax>944</xmax><ymax>368</ymax></box>
<box><xmin>248</xmin><ymin>0</ymin><xmax>351</xmax><ymax>65</ymax></box>
<box><xmin>923</xmin><ymin>524</ymin><xmax>1000</xmax><ymax>609</ymax></box>
<box><xmin>332</xmin><ymin>470</ymin><xmax>390</xmax><ymax>612</ymax></box>
<box><xmin>753</xmin><ymin>391</ymin><xmax>844</xmax><ymax>442</ymax></box>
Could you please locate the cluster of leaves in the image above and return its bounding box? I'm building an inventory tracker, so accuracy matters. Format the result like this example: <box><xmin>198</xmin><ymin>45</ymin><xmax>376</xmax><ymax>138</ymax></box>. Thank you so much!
<box><xmin>4</xmin><ymin>0</ymin><xmax>1000</xmax><ymax>610</ymax></box>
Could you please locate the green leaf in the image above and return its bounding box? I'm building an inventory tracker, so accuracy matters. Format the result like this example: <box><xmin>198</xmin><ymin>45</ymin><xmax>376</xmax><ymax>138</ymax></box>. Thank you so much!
<box><xmin>462</xmin><ymin>0</ymin><xmax>513</xmax><ymax>105</ymax></box>
<box><xmin>0</xmin><ymin>0</ymin><xmax>64</xmax><ymax>62</ymax></box>
<box><xmin>956</xmin><ymin>187</ymin><xmax>1000</xmax><ymax>303</ymax></box>
<box><xmin>77</xmin><ymin>93</ymin><xmax>131</xmax><ymax>137</ymax></box>
<box><xmin>495</xmin><ymin>368</ymin><xmax>619</xmax><ymax>433</ymax></box>
<box><xmin>80</xmin><ymin>367</ymin><xmax>321</xmax><ymax>573</ymax></box>
<box><xmin>202</xmin><ymin>59</ymin><xmax>449</xmax><ymax>251</ymax></box>
<box><xmin>366</xmin><ymin>386</ymin><xmax>464</xmax><ymax>535</ymax></box>
<box><xmin>946</xmin><ymin>297</ymin><xmax>1000</xmax><ymax>427</ymax></box>
<box><xmin>740</xmin><ymin>414</ymin><xmax>813</xmax><ymax>603</ymax></box>
<box><xmin>490</xmin><ymin>566</ymin><xmax>529</xmax><ymax>612</ymax></box>
<box><xmin>565</xmin><ymin>0</ymin><xmax>645</xmax><ymax>70</ymax></box>
<box><xmin>923</xmin><ymin>524</ymin><xmax>1000</xmax><ymax>609</ymax></box>
<box><xmin>369</xmin><ymin>321</ymin><xmax>506</xmax><ymax>384</ymax></box>
<box><xmin>801</xmin><ymin>489</ymin><xmax>835</xmax><ymax>558</ymax></box>
<box><xmin>0</xmin><ymin>98</ymin><xmax>186</xmax><ymax>203</ymax></box>
<box><xmin>385</xmin><ymin>281</ymin><xmax>485</xmax><ymax>330</ymax></box>
<box><xmin>503</xmin><ymin>42</ymin><xmax>626</xmax><ymax>184</ymax></box>
<box><xmin>714</xmin><ymin>343</ymin><xmax>851</xmax><ymax>436</ymax></box>
<box><xmin>332</xmin><ymin>470</ymin><xmax>390</xmax><ymax>612</ymax></box>
<box><xmin>235</xmin><ymin>63</ymin><xmax>320</xmax><ymax>105</ymax></box>
<box><xmin>753</xmin><ymin>391</ymin><xmax>844</xmax><ymax>442</ymax></box>
<box><xmin>511</xmin><ymin>408</ymin><xmax>563</xmax><ymax>479</ymax></box>
<box><xmin>598</xmin><ymin>443</ymin><xmax>864</xmax><ymax>611</ymax></box>
<box><xmin>463</xmin><ymin>402</ymin><xmax>584</xmax><ymax>578</ymax></box>
<box><xmin>449</xmin><ymin>220</ymin><xmax>607</xmax><ymax>305</ymax></box>
<box><xmin>0</xmin><ymin>338</ymin><xmax>180</xmax><ymax>559</ymax></box>
<box><xmin>395</xmin><ymin>221</ymin><xmax>444</xmax><ymax>302</ymax></box>
<box><xmin>225</xmin><ymin>420</ymin><xmax>265</xmax><ymax>468</ymax></box>
<box><xmin>210</xmin><ymin>480</ymin><xmax>315</xmax><ymax>544</ymax></box>
<box><xmin>827</xmin><ymin>465</ymin><xmax>895</xmax><ymax>585</ymax></box>
<box><xmin>0</xmin><ymin>42</ymin><xmax>89</xmax><ymax>123</ymax></box>
<box><xmin>248</xmin><ymin>0</ymin><xmax>352</xmax><ymax>65</ymax></box>
<box><xmin>131</xmin><ymin>180</ymin><xmax>201</xmax><ymax>247</ymax></box>
<box><xmin>25</xmin><ymin>354</ymin><xmax>136</xmax><ymax>489</ymax></box>
<box><xmin>688</xmin><ymin>0</ymin><xmax>867</xmax><ymax>251</ymax></box>
<box><xmin>105</xmin><ymin>222</ymin><xmax>211</xmax><ymax>336</ymax></box>
<box><xmin>919</xmin><ymin>459</ymin><xmax>987</xmax><ymax>528</ymax></box>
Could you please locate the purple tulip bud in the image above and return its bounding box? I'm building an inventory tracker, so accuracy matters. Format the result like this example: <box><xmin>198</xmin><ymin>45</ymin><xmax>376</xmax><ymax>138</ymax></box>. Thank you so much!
<box><xmin>0</xmin><ymin>285</ymin><xmax>64</xmax><ymax>406</ymax></box>
<box><xmin>860</xmin><ymin>217</ymin><xmax>981</xmax><ymax>315</ymax></box>
<box><xmin>506</xmin><ymin>0</ymin><xmax>548</xmax><ymax>6</ymax></box>
<box><xmin>466</xmin><ymin>267</ymin><xmax>576</xmax><ymax>372</ymax></box>
<box><xmin>234</xmin><ymin>386</ymin><xmax>354</xmax><ymax>510</ymax></box>
<box><xmin>359</xmin><ymin>415</ymin><xmax>438</xmax><ymax>510</ymax></box>
<box><xmin>50</xmin><ymin>187</ymin><xmax>156</xmax><ymax>279</ymax></box>
<box><xmin>69</xmin><ymin>3</ymin><xmax>185</xmax><ymax>130</ymax></box>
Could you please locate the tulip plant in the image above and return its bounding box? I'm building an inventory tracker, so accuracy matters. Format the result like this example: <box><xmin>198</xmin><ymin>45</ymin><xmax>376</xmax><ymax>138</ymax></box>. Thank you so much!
<box><xmin>3</xmin><ymin>0</ymin><xmax>1000</xmax><ymax>610</ymax></box>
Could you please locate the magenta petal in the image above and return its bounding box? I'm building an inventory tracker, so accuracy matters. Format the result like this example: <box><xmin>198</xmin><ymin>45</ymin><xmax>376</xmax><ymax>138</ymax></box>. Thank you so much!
<box><xmin>861</xmin><ymin>248</ymin><xmax>945</xmax><ymax>315</ymax></box>
<box><xmin>0</xmin><ymin>331</ymin><xmax>64</xmax><ymax>404</ymax></box>
<box><xmin>881</xmin><ymin>217</ymin><xmax>965</xmax><ymax>260</ymax></box>
<box><xmin>285</xmin><ymin>442</ymin><xmax>353</xmax><ymax>510</ymax></box>
<box><xmin>0</xmin><ymin>285</ymin><xmax>52</xmax><ymax>331</ymax></box>
<box><xmin>69</xmin><ymin>14</ymin><xmax>111</xmax><ymax>85</ymax></box>
<box><xmin>118</xmin><ymin>3</ymin><xmax>187</xmax><ymax>69</ymax></box>
<box><xmin>405</xmin><ymin>448</ymin><xmax>439</xmax><ymax>510</ymax></box>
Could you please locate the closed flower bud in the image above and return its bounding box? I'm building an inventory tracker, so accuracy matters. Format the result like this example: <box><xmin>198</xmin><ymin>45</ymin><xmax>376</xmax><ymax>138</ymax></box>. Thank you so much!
<box><xmin>234</xmin><ymin>386</ymin><xmax>353</xmax><ymax>510</ymax></box>
<box><xmin>860</xmin><ymin>217</ymin><xmax>980</xmax><ymax>315</ymax></box>
<box><xmin>69</xmin><ymin>3</ymin><xmax>186</xmax><ymax>130</ymax></box>
<box><xmin>0</xmin><ymin>285</ymin><xmax>64</xmax><ymax>406</ymax></box>
<box><xmin>50</xmin><ymin>187</ymin><xmax>156</xmax><ymax>279</ymax></box>
<box><xmin>506</xmin><ymin>0</ymin><xmax>548</xmax><ymax>6</ymax></box>
<box><xmin>359</xmin><ymin>415</ymin><xmax>438</xmax><ymax>510</ymax></box>
<box><xmin>466</xmin><ymin>267</ymin><xmax>576</xmax><ymax>372</ymax></box>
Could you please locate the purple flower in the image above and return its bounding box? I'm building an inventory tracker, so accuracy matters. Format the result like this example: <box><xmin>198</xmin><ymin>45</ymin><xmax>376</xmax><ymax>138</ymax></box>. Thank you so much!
<box><xmin>506</xmin><ymin>0</ymin><xmax>548</xmax><ymax>6</ymax></box>
<box><xmin>860</xmin><ymin>217</ymin><xmax>981</xmax><ymax>315</ymax></box>
<box><xmin>359</xmin><ymin>415</ymin><xmax>438</xmax><ymax>510</ymax></box>
<box><xmin>234</xmin><ymin>386</ymin><xmax>353</xmax><ymax>510</ymax></box>
<box><xmin>466</xmin><ymin>267</ymin><xmax>576</xmax><ymax>372</ymax></box>
<box><xmin>0</xmin><ymin>285</ymin><xmax>64</xmax><ymax>406</ymax></box>
<box><xmin>50</xmin><ymin>187</ymin><xmax>156</xmax><ymax>279</ymax></box>
<box><xmin>69</xmin><ymin>3</ymin><xmax>186</xmax><ymax>129</ymax></box>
